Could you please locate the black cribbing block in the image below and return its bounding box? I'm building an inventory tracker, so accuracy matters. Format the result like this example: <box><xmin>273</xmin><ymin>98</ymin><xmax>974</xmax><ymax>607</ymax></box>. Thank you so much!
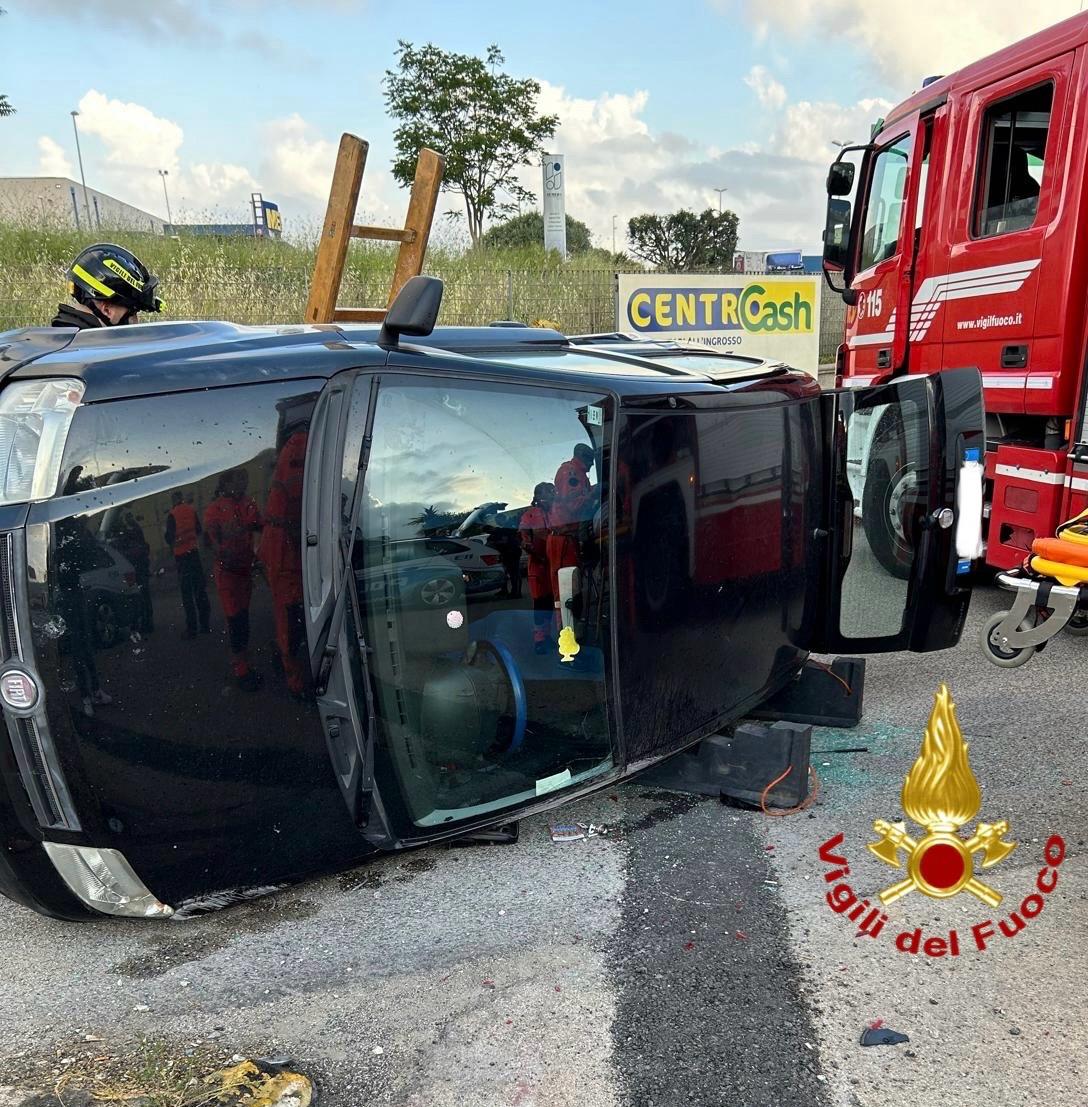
<box><xmin>637</xmin><ymin>721</ymin><xmax>811</xmax><ymax>808</ymax></box>
<box><xmin>747</xmin><ymin>656</ymin><xmax>865</xmax><ymax>729</ymax></box>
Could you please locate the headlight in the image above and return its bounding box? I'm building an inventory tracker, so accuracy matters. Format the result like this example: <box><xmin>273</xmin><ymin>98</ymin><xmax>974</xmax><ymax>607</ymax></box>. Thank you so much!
<box><xmin>42</xmin><ymin>842</ymin><xmax>174</xmax><ymax>918</ymax></box>
<box><xmin>0</xmin><ymin>379</ymin><xmax>85</xmax><ymax>505</ymax></box>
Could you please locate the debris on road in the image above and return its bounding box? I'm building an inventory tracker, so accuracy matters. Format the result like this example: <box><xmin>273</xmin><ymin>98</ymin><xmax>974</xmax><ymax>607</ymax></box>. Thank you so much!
<box><xmin>203</xmin><ymin>1058</ymin><xmax>313</xmax><ymax>1106</ymax></box>
<box><xmin>859</xmin><ymin>1026</ymin><xmax>910</xmax><ymax>1047</ymax></box>
<box><xmin>548</xmin><ymin>822</ymin><xmax>614</xmax><ymax>842</ymax></box>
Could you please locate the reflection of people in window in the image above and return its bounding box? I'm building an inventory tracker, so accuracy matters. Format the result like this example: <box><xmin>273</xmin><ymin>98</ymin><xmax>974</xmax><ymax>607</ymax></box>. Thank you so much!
<box><xmin>519</xmin><ymin>482</ymin><xmax>556</xmax><ymax>652</ymax></box>
<box><xmin>166</xmin><ymin>491</ymin><xmax>211</xmax><ymax>638</ymax></box>
<box><xmin>259</xmin><ymin>430</ymin><xmax>308</xmax><ymax>698</ymax></box>
<box><xmin>547</xmin><ymin>444</ymin><xmax>597</xmax><ymax>634</ymax></box>
<box><xmin>112</xmin><ymin>510</ymin><xmax>153</xmax><ymax>636</ymax></box>
<box><xmin>55</xmin><ymin>466</ymin><xmax>113</xmax><ymax>718</ymax></box>
<box><xmin>204</xmin><ymin>469</ymin><xmax>262</xmax><ymax>691</ymax></box>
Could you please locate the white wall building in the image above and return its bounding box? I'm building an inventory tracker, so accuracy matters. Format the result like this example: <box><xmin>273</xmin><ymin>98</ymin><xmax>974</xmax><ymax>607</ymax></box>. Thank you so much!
<box><xmin>0</xmin><ymin>177</ymin><xmax>165</xmax><ymax>234</ymax></box>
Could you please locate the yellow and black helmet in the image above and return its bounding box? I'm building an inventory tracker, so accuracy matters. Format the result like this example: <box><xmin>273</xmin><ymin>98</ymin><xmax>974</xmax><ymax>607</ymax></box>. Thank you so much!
<box><xmin>67</xmin><ymin>243</ymin><xmax>163</xmax><ymax>315</ymax></box>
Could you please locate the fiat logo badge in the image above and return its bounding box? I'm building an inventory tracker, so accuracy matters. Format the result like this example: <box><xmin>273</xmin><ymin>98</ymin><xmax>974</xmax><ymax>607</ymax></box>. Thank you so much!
<box><xmin>0</xmin><ymin>669</ymin><xmax>38</xmax><ymax>711</ymax></box>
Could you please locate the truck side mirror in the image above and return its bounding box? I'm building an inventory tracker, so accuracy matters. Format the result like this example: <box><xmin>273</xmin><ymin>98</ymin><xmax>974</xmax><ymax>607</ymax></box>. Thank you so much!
<box><xmin>827</xmin><ymin>161</ymin><xmax>855</xmax><ymax>196</ymax></box>
<box><xmin>822</xmin><ymin>199</ymin><xmax>852</xmax><ymax>295</ymax></box>
<box><xmin>379</xmin><ymin>275</ymin><xmax>444</xmax><ymax>347</ymax></box>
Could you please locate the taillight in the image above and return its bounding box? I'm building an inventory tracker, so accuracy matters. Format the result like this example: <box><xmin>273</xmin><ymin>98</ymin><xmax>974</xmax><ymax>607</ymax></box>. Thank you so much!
<box><xmin>481</xmin><ymin>554</ymin><xmax>501</xmax><ymax>566</ymax></box>
<box><xmin>0</xmin><ymin>379</ymin><xmax>85</xmax><ymax>504</ymax></box>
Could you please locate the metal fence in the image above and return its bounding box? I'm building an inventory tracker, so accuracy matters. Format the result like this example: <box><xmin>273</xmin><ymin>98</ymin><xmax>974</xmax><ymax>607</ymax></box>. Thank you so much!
<box><xmin>4</xmin><ymin>266</ymin><xmax>847</xmax><ymax>365</ymax></box>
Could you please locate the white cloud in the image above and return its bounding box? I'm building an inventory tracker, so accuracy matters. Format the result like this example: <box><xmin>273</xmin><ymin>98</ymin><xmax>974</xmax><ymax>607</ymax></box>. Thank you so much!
<box><xmin>36</xmin><ymin>136</ymin><xmax>72</xmax><ymax>178</ymax></box>
<box><xmin>733</xmin><ymin>1</ymin><xmax>1077</xmax><ymax>87</ymax></box>
<box><xmin>518</xmin><ymin>77</ymin><xmax>867</xmax><ymax>253</ymax></box>
<box><xmin>744</xmin><ymin>65</ymin><xmax>787</xmax><ymax>111</ymax></box>
<box><xmin>256</xmin><ymin>114</ymin><xmax>403</xmax><ymax>231</ymax></box>
<box><xmin>76</xmin><ymin>89</ymin><xmax>184</xmax><ymax>175</ymax></box>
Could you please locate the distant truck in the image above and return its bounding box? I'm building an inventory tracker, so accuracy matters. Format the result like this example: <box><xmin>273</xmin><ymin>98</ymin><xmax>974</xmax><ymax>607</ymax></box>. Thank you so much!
<box><xmin>822</xmin><ymin>9</ymin><xmax>1088</xmax><ymax>575</ymax></box>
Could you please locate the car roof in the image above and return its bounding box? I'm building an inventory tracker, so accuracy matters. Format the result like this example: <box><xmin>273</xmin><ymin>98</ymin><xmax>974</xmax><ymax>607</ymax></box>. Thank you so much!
<box><xmin>0</xmin><ymin>319</ymin><xmax>805</xmax><ymax>403</ymax></box>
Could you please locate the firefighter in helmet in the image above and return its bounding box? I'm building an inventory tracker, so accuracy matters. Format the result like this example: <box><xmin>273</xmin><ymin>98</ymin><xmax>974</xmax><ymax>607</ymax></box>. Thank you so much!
<box><xmin>52</xmin><ymin>243</ymin><xmax>163</xmax><ymax>330</ymax></box>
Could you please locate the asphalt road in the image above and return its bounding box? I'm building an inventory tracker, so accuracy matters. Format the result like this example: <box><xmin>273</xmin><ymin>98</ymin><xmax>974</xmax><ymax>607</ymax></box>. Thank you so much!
<box><xmin>1</xmin><ymin>583</ymin><xmax>1086</xmax><ymax>1106</ymax></box>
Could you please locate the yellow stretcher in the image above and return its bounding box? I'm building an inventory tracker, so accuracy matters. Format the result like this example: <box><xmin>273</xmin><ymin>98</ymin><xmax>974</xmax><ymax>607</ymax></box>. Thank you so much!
<box><xmin>983</xmin><ymin>509</ymin><xmax>1088</xmax><ymax>667</ymax></box>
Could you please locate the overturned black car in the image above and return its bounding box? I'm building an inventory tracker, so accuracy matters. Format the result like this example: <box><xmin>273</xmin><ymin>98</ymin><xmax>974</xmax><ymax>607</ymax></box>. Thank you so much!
<box><xmin>0</xmin><ymin>278</ymin><xmax>983</xmax><ymax>920</ymax></box>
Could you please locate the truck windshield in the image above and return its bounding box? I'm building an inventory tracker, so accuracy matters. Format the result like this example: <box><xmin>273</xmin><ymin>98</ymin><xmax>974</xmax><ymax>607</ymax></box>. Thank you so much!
<box><xmin>353</xmin><ymin>377</ymin><xmax>614</xmax><ymax>829</ymax></box>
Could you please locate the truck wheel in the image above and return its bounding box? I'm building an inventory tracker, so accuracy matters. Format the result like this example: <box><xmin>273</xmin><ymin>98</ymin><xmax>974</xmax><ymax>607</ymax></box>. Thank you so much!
<box><xmin>981</xmin><ymin>611</ymin><xmax>1036</xmax><ymax>668</ymax></box>
<box><xmin>862</xmin><ymin>417</ymin><xmax>918</xmax><ymax>581</ymax></box>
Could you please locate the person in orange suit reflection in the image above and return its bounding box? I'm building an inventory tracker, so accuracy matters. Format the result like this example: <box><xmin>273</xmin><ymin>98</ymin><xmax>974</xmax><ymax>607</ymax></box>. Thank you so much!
<box><xmin>204</xmin><ymin>468</ymin><xmax>262</xmax><ymax>691</ymax></box>
<box><xmin>259</xmin><ymin>430</ymin><xmax>308</xmax><ymax>698</ymax></box>
<box><xmin>547</xmin><ymin>444</ymin><xmax>596</xmax><ymax>631</ymax></box>
<box><xmin>519</xmin><ymin>482</ymin><xmax>557</xmax><ymax>653</ymax></box>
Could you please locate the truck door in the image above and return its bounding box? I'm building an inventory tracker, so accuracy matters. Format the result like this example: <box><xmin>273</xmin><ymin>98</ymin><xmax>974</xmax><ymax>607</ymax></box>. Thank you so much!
<box><xmin>940</xmin><ymin>56</ymin><xmax>1072</xmax><ymax>406</ymax></box>
<box><xmin>811</xmin><ymin>366</ymin><xmax>984</xmax><ymax>654</ymax></box>
<box><xmin>846</xmin><ymin>116</ymin><xmax>922</xmax><ymax>380</ymax></box>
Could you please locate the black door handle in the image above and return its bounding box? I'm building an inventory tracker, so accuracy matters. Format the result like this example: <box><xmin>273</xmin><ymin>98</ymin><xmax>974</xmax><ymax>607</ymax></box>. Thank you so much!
<box><xmin>1001</xmin><ymin>345</ymin><xmax>1028</xmax><ymax>369</ymax></box>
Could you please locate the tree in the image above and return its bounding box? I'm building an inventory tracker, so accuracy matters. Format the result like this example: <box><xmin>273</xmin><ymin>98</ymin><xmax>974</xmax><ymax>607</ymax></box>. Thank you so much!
<box><xmin>384</xmin><ymin>42</ymin><xmax>558</xmax><ymax>246</ymax></box>
<box><xmin>481</xmin><ymin>211</ymin><xmax>593</xmax><ymax>254</ymax></box>
<box><xmin>0</xmin><ymin>11</ymin><xmax>13</xmax><ymax>118</ymax></box>
<box><xmin>627</xmin><ymin>208</ymin><xmax>739</xmax><ymax>272</ymax></box>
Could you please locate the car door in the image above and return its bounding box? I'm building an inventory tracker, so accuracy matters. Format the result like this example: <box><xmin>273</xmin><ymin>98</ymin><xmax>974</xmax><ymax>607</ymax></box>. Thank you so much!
<box><xmin>811</xmin><ymin>366</ymin><xmax>985</xmax><ymax>655</ymax></box>
<box><xmin>304</xmin><ymin>366</ymin><xmax>621</xmax><ymax>846</ymax></box>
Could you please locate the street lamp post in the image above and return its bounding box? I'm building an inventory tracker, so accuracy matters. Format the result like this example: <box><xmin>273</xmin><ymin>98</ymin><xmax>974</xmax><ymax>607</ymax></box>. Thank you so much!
<box><xmin>612</xmin><ymin>214</ymin><xmax>618</xmax><ymax>255</ymax></box>
<box><xmin>830</xmin><ymin>139</ymin><xmax>855</xmax><ymax>149</ymax></box>
<box><xmin>714</xmin><ymin>187</ymin><xmax>728</xmax><ymax>213</ymax></box>
<box><xmin>70</xmin><ymin>110</ymin><xmax>93</xmax><ymax>229</ymax></box>
<box><xmin>158</xmin><ymin>169</ymin><xmax>173</xmax><ymax>231</ymax></box>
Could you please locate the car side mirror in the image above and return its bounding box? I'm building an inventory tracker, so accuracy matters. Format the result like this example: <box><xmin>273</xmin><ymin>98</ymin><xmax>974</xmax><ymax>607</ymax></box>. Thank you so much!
<box><xmin>379</xmin><ymin>275</ymin><xmax>444</xmax><ymax>347</ymax></box>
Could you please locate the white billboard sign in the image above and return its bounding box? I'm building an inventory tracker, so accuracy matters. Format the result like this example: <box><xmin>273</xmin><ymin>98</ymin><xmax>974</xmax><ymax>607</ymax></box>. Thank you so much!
<box><xmin>542</xmin><ymin>154</ymin><xmax>566</xmax><ymax>256</ymax></box>
<box><xmin>615</xmin><ymin>272</ymin><xmax>822</xmax><ymax>374</ymax></box>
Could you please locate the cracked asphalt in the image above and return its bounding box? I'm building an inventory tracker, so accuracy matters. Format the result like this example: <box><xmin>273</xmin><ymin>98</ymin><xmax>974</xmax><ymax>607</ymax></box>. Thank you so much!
<box><xmin>1</xmin><ymin>584</ymin><xmax>1085</xmax><ymax>1106</ymax></box>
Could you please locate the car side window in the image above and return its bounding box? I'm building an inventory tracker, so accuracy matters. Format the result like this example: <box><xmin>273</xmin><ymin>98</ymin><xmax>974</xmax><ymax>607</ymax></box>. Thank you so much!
<box><xmin>353</xmin><ymin>376</ymin><xmax>615</xmax><ymax>830</ymax></box>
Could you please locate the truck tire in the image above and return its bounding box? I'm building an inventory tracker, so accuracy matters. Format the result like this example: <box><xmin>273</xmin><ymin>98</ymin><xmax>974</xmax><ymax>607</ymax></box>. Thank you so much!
<box><xmin>862</xmin><ymin>412</ymin><xmax>918</xmax><ymax>580</ymax></box>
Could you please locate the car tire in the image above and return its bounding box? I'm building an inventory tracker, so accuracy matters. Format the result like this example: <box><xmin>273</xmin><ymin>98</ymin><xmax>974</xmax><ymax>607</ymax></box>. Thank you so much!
<box><xmin>418</xmin><ymin>576</ymin><xmax>458</xmax><ymax>607</ymax></box>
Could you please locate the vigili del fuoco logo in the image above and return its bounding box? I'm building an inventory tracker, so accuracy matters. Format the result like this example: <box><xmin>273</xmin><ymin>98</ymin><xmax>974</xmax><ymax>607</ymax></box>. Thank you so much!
<box><xmin>817</xmin><ymin>684</ymin><xmax>1066</xmax><ymax>957</ymax></box>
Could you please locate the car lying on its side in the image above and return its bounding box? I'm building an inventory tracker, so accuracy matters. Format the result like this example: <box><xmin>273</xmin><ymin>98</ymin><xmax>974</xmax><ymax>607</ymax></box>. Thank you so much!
<box><xmin>0</xmin><ymin>277</ymin><xmax>983</xmax><ymax>920</ymax></box>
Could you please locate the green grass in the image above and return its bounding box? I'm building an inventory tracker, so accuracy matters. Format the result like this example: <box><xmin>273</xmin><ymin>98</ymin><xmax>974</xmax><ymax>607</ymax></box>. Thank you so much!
<box><xmin>0</xmin><ymin>221</ymin><xmax>622</xmax><ymax>333</ymax></box>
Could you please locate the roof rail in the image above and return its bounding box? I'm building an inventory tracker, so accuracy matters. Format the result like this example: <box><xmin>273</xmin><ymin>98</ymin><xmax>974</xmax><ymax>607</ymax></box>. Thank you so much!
<box><xmin>305</xmin><ymin>134</ymin><xmax>445</xmax><ymax>325</ymax></box>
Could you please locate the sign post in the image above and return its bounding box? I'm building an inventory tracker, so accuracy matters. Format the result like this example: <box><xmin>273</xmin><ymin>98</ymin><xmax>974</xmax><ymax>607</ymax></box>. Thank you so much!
<box><xmin>542</xmin><ymin>154</ymin><xmax>566</xmax><ymax>257</ymax></box>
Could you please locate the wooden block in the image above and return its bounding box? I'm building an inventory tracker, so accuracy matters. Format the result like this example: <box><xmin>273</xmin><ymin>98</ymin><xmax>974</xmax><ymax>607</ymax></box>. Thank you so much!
<box><xmin>305</xmin><ymin>133</ymin><xmax>368</xmax><ymax>324</ymax></box>
<box><xmin>351</xmin><ymin>225</ymin><xmax>417</xmax><ymax>243</ymax></box>
<box><xmin>332</xmin><ymin>307</ymin><xmax>387</xmax><ymax>324</ymax></box>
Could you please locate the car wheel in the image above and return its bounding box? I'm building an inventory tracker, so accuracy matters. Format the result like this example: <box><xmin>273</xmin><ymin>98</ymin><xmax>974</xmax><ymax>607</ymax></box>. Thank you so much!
<box><xmin>419</xmin><ymin>576</ymin><xmax>457</xmax><ymax>607</ymax></box>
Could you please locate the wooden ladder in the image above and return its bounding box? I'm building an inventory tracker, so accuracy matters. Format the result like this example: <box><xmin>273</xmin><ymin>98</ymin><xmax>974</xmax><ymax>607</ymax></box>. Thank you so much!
<box><xmin>305</xmin><ymin>133</ymin><xmax>444</xmax><ymax>325</ymax></box>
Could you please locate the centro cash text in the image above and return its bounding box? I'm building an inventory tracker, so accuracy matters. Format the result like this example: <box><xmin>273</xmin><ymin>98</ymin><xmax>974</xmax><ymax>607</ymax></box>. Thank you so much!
<box><xmin>818</xmin><ymin>832</ymin><xmax>1067</xmax><ymax>957</ymax></box>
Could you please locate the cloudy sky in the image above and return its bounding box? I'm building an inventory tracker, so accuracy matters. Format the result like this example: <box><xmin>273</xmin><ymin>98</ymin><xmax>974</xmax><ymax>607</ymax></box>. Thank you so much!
<box><xmin>0</xmin><ymin>0</ymin><xmax>1082</xmax><ymax>252</ymax></box>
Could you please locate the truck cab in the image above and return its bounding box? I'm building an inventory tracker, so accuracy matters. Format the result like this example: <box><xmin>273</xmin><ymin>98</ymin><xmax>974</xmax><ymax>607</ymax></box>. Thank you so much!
<box><xmin>823</xmin><ymin>10</ymin><xmax>1088</xmax><ymax>572</ymax></box>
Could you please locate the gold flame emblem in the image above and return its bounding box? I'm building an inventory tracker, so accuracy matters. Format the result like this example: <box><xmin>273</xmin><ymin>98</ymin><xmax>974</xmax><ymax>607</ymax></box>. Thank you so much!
<box><xmin>868</xmin><ymin>684</ymin><xmax>1016</xmax><ymax>906</ymax></box>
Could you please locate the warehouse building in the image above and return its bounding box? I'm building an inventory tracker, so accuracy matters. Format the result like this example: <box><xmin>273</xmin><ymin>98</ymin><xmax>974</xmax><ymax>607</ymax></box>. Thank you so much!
<box><xmin>0</xmin><ymin>176</ymin><xmax>166</xmax><ymax>234</ymax></box>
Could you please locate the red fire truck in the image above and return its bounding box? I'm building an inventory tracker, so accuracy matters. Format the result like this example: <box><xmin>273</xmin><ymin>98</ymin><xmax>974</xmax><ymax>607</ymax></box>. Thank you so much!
<box><xmin>822</xmin><ymin>11</ymin><xmax>1088</xmax><ymax>574</ymax></box>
